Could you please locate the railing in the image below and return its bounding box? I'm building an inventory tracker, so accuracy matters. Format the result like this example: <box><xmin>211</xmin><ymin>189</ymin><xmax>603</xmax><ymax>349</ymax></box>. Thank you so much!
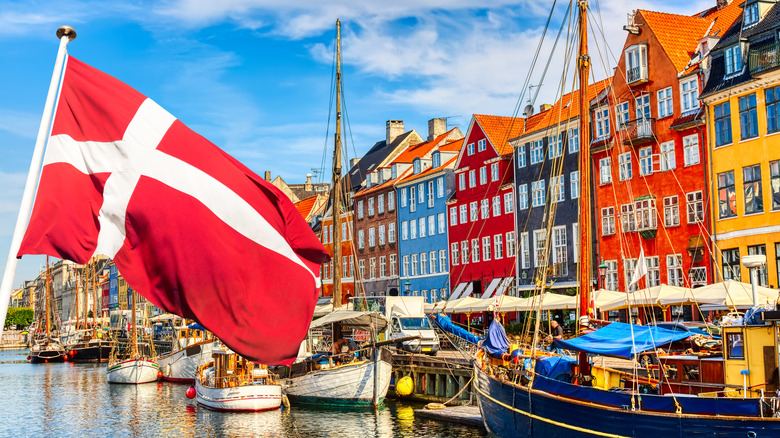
<box><xmin>621</xmin><ymin>118</ymin><xmax>655</xmax><ymax>146</ymax></box>
<box><xmin>626</xmin><ymin>66</ymin><xmax>647</xmax><ymax>84</ymax></box>
<box><xmin>749</xmin><ymin>42</ymin><xmax>780</xmax><ymax>75</ymax></box>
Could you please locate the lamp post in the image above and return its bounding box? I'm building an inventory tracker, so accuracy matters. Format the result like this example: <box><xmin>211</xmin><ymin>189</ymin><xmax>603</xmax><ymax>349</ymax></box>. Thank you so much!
<box><xmin>597</xmin><ymin>261</ymin><xmax>608</xmax><ymax>290</ymax></box>
<box><xmin>742</xmin><ymin>255</ymin><xmax>767</xmax><ymax>307</ymax></box>
<box><xmin>403</xmin><ymin>280</ymin><xmax>411</xmax><ymax>296</ymax></box>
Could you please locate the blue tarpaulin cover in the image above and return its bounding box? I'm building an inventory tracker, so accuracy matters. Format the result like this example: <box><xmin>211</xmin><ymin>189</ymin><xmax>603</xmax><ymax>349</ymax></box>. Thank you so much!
<box><xmin>483</xmin><ymin>320</ymin><xmax>509</xmax><ymax>357</ymax></box>
<box><xmin>535</xmin><ymin>355</ymin><xmax>577</xmax><ymax>381</ymax></box>
<box><xmin>553</xmin><ymin>322</ymin><xmax>692</xmax><ymax>359</ymax></box>
<box><xmin>430</xmin><ymin>314</ymin><xmax>483</xmax><ymax>345</ymax></box>
<box><xmin>188</xmin><ymin>322</ymin><xmax>206</xmax><ymax>331</ymax></box>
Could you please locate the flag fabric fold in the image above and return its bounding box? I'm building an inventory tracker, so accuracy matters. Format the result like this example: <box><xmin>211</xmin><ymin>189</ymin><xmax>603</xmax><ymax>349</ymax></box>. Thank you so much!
<box><xmin>18</xmin><ymin>56</ymin><xmax>329</xmax><ymax>365</ymax></box>
<box><xmin>630</xmin><ymin>246</ymin><xmax>648</xmax><ymax>288</ymax></box>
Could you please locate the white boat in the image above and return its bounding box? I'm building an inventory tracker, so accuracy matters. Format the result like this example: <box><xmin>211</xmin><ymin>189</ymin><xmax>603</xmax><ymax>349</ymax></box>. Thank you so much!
<box><xmin>157</xmin><ymin>322</ymin><xmax>219</xmax><ymax>383</ymax></box>
<box><xmin>196</xmin><ymin>348</ymin><xmax>282</xmax><ymax>412</ymax></box>
<box><xmin>106</xmin><ymin>357</ymin><xmax>159</xmax><ymax>384</ymax></box>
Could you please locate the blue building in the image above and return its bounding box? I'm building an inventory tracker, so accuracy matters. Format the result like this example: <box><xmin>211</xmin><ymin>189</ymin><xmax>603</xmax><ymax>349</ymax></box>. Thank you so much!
<box><xmin>396</xmin><ymin>138</ymin><xmax>463</xmax><ymax>303</ymax></box>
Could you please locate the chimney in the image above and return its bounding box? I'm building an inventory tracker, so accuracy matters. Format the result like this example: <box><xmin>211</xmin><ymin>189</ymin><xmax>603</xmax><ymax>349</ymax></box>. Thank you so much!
<box><xmin>539</xmin><ymin>104</ymin><xmax>552</xmax><ymax>112</ymax></box>
<box><xmin>716</xmin><ymin>0</ymin><xmax>730</xmax><ymax>9</ymax></box>
<box><xmin>350</xmin><ymin>158</ymin><xmax>361</xmax><ymax>168</ymax></box>
<box><xmin>305</xmin><ymin>174</ymin><xmax>313</xmax><ymax>191</ymax></box>
<box><xmin>264</xmin><ymin>171</ymin><xmax>271</xmax><ymax>182</ymax></box>
<box><xmin>386</xmin><ymin>120</ymin><xmax>404</xmax><ymax>144</ymax></box>
<box><xmin>428</xmin><ymin>118</ymin><xmax>447</xmax><ymax>141</ymax></box>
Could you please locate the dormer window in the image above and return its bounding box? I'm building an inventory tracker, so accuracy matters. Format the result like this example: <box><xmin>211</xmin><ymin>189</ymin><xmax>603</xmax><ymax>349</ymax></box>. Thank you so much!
<box><xmin>625</xmin><ymin>44</ymin><xmax>648</xmax><ymax>84</ymax></box>
<box><xmin>725</xmin><ymin>44</ymin><xmax>743</xmax><ymax>76</ymax></box>
<box><xmin>744</xmin><ymin>2</ymin><xmax>759</xmax><ymax>28</ymax></box>
<box><xmin>378</xmin><ymin>171</ymin><xmax>384</xmax><ymax>184</ymax></box>
<box><xmin>413</xmin><ymin>158</ymin><xmax>422</xmax><ymax>175</ymax></box>
<box><xmin>391</xmin><ymin>164</ymin><xmax>398</xmax><ymax>180</ymax></box>
<box><xmin>432</xmin><ymin>151</ymin><xmax>441</xmax><ymax>168</ymax></box>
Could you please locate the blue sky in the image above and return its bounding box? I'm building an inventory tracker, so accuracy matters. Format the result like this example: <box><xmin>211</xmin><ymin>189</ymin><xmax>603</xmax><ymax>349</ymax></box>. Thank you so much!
<box><xmin>0</xmin><ymin>0</ymin><xmax>714</xmax><ymax>287</ymax></box>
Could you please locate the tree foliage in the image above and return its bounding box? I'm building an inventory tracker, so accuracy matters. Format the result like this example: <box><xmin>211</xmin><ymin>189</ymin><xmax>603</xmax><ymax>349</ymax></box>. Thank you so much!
<box><xmin>4</xmin><ymin>307</ymin><xmax>34</xmax><ymax>329</ymax></box>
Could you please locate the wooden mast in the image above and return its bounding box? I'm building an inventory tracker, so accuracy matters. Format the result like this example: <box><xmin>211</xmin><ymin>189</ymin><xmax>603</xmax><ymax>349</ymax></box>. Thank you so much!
<box><xmin>84</xmin><ymin>261</ymin><xmax>89</xmax><ymax>330</ymax></box>
<box><xmin>92</xmin><ymin>260</ymin><xmax>97</xmax><ymax>336</ymax></box>
<box><xmin>331</xmin><ymin>18</ymin><xmax>343</xmax><ymax>310</ymax></box>
<box><xmin>577</xmin><ymin>0</ymin><xmax>593</xmax><ymax>383</ymax></box>
<box><xmin>75</xmin><ymin>264</ymin><xmax>80</xmax><ymax>331</ymax></box>
<box><xmin>45</xmin><ymin>255</ymin><xmax>51</xmax><ymax>339</ymax></box>
<box><xmin>131</xmin><ymin>286</ymin><xmax>137</xmax><ymax>357</ymax></box>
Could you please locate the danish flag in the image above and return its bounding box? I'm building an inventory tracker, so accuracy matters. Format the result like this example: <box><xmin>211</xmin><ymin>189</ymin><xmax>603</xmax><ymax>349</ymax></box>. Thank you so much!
<box><xmin>18</xmin><ymin>56</ymin><xmax>329</xmax><ymax>365</ymax></box>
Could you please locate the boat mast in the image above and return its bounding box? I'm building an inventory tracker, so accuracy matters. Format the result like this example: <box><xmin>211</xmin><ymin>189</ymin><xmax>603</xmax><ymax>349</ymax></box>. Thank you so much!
<box><xmin>332</xmin><ymin>18</ymin><xmax>343</xmax><ymax>310</ymax></box>
<box><xmin>45</xmin><ymin>255</ymin><xmax>51</xmax><ymax>339</ymax></box>
<box><xmin>131</xmin><ymin>286</ymin><xmax>137</xmax><ymax>357</ymax></box>
<box><xmin>84</xmin><ymin>261</ymin><xmax>89</xmax><ymax>330</ymax></box>
<box><xmin>92</xmin><ymin>260</ymin><xmax>97</xmax><ymax>337</ymax></box>
<box><xmin>577</xmin><ymin>0</ymin><xmax>593</xmax><ymax>383</ymax></box>
<box><xmin>75</xmin><ymin>264</ymin><xmax>80</xmax><ymax>331</ymax></box>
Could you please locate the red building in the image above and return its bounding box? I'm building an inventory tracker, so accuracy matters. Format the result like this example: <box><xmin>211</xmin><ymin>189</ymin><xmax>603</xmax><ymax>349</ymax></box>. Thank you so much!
<box><xmin>318</xmin><ymin>208</ymin><xmax>355</xmax><ymax>305</ymax></box>
<box><xmin>591</xmin><ymin>4</ymin><xmax>741</xmax><ymax>319</ymax></box>
<box><xmin>447</xmin><ymin>115</ymin><xmax>525</xmax><ymax>300</ymax></box>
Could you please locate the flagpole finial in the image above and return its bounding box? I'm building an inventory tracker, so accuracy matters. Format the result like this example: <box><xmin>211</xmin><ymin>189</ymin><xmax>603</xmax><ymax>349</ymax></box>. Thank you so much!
<box><xmin>56</xmin><ymin>26</ymin><xmax>77</xmax><ymax>41</ymax></box>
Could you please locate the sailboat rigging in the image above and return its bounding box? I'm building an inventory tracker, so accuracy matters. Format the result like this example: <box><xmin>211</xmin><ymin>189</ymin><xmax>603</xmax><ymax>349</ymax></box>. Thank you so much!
<box><xmin>28</xmin><ymin>256</ymin><xmax>66</xmax><ymax>363</ymax></box>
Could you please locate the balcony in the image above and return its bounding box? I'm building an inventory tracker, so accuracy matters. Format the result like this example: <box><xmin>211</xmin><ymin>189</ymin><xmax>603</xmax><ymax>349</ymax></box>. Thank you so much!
<box><xmin>621</xmin><ymin>118</ymin><xmax>655</xmax><ymax>146</ymax></box>
<box><xmin>749</xmin><ymin>42</ymin><xmax>780</xmax><ymax>76</ymax></box>
<box><xmin>626</xmin><ymin>66</ymin><xmax>648</xmax><ymax>85</ymax></box>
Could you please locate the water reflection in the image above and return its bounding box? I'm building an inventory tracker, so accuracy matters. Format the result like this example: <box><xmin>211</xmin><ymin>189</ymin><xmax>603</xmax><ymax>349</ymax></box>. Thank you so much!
<box><xmin>0</xmin><ymin>350</ymin><xmax>486</xmax><ymax>438</ymax></box>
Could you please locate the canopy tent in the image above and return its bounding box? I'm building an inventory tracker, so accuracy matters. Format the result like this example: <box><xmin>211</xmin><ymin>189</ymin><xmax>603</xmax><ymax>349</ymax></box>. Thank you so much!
<box><xmin>312</xmin><ymin>302</ymin><xmax>353</xmax><ymax>317</ymax></box>
<box><xmin>309</xmin><ymin>310</ymin><xmax>389</xmax><ymax>333</ymax></box>
<box><xmin>693</xmin><ymin>280</ymin><xmax>778</xmax><ymax>309</ymax></box>
<box><xmin>599</xmin><ymin>285</ymin><xmax>690</xmax><ymax>311</ymax></box>
<box><xmin>554</xmin><ymin>322</ymin><xmax>693</xmax><ymax>359</ymax></box>
<box><xmin>592</xmin><ymin>289</ymin><xmax>626</xmax><ymax>309</ymax></box>
<box><xmin>451</xmin><ymin>295</ymin><xmax>527</xmax><ymax>313</ymax></box>
<box><xmin>442</xmin><ymin>296</ymin><xmax>485</xmax><ymax>314</ymax></box>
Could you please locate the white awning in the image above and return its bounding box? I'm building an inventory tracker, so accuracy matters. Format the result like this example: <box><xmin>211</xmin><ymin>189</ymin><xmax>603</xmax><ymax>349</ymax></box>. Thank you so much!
<box><xmin>480</xmin><ymin>278</ymin><xmax>503</xmax><ymax>299</ymax></box>
<box><xmin>448</xmin><ymin>282</ymin><xmax>468</xmax><ymax>301</ymax></box>
<box><xmin>495</xmin><ymin>277</ymin><xmax>514</xmax><ymax>296</ymax></box>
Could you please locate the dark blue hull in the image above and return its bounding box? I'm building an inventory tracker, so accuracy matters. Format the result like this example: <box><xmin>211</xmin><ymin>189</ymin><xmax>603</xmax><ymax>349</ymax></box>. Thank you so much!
<box><xmin>474</xmin><ymin>364</ymin><xmax>780</xmax><ymax>438</ymax></box>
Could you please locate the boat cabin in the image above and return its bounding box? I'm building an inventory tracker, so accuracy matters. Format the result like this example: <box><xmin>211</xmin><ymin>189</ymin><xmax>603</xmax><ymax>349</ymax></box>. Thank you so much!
<box><xmin>204</xmin><ymin>350</ymin><xmax>274</xmax><ymax>389</ymax></box>
<box><xmin>721</xmin><ymin>322</ymin><xmax>778</xmax><ymax>397</ymax></box>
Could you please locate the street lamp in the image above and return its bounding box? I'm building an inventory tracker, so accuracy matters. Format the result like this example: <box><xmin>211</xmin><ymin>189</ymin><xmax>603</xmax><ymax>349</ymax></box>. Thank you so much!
<box><xmin>403</xmin><ymin>280</ymin><xmax>411</xmax><ymax>296</ymax></box>
<box><xmin>742</xmin><ymin>255</ymin><xmax>767</xmax><ymax>307</ymax></box>
<box><xmin>597</xmin><ymin>261</ymin><xmax>608</xmax><ymax>290</ymax></box>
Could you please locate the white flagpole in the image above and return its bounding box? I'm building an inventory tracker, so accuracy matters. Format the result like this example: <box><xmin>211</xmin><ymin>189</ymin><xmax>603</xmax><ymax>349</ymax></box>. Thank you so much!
<box><xmin>0</xmin><ymin>26</ymin><xmax>76</xmax><ymax>334</ymax></box>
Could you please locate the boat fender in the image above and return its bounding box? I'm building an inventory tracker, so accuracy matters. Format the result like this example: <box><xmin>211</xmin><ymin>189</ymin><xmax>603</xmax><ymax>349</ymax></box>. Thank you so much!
<box><xmin>282</xmin><ymin>394</ymin><xmax>291</xmax><ymax>411</ymax></box>
<box><xmin>185</xmin><ymin>386</ymin><xmax>196</xmax><ymax>399</ymax></box>
<box><xmin>425</xmin><ymin>403</ymin><xmax>445</xmax><ymax>410</ymax></box>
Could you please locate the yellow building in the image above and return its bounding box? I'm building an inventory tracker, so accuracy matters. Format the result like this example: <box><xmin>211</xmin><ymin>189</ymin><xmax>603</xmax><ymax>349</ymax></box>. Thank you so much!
<box><xmin>700</xmin><ymin>0</ymin><xmax>780</xmax><ymax>288</ymax></box>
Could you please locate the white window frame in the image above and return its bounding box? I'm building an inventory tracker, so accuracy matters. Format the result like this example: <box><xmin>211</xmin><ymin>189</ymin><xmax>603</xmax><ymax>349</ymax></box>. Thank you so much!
<box><xmin>468</xmin><ymin>170</ymin><xmax>476</xmax><ymax>188</ymax></box>
<box><xmin>504</xmin><ymin>192</ymin><xmax>514</xmax><ymax>213</ymax></box>
<box><xmin>601</xmin><ymin>207</ymin><xmax>615</xmax><ymax>235</ymax></box>
<box><xmin>459</xmin><ymin>204</ymin><xmax>467</xmax><ymax>224</ymax></box>
<box><xmin>594</xmin><ymin>106</ymin><xmax>611</xmax><ymax>140</ymax></box>
<box><xmin>479</xmin><ymin>166</ymin><xmax>487</xmax><ymax>185</ymax></box>
<box><xmin>680</xmin><ymin>77</ymin><xmax>699</xmax><ymax>112</ymax></box>
<box><xmin>490</xmin><ymin>162</ymin><xmax>499</xmax><ymax>182</ymax></box>
<box><xmin>618</xmin><ymin>152</ymin><xmax>632</xmax><ymax>181</ymax></box>
<box><xmin>657</xmin><ymin>87</ymin><xmax>673</xmax><ymax>119</ymax></box>
<box><xmin>683</xmin><ymin>134</ymin><xmax>700</xmax><ymax>166</ymax></box>
<box><xmin>494</xmin><ymin>234</ymin><xmax>503</xmax><ymax>259</ymax></box>
<box><xmin>482</xmin><ymin>236</ymin><xmax>491</xmax><ymax>261</ymax></box>
<box><xmin>518</xmin><ymin>184</ymin><xmax>529</xmax><ymax>210</ymax></box>
<box><xmin>492</xmin><ymin>195</ymin><xmax>501</xmax><ymax>216</ymax></box>
<box><xmin>599</xmin><ymin>157</ymin><xmax>612</xmax><ymax>184</ymax></box>
<box><xmin>437</xmin><ymin>213</ymin><xmax>445</xmax><ymax>234</ymax></box>
<box><xmin>660</xmin><ymin>141</ymin><xmax>676</xmax><ymax>171</ymax></box>
<box><xmin>639</xmin><ymin>146</ymin><xmax>653</xmax><ymax>176</ymax></box>
<box><xmin>388</xmin><ymin>223</ymin><xmax>396</xmax><ymax>243</ymax></box>
<box><xmin>687</xmin><ymin>191</ymin><xmax>704</xmax><ymax>224</ymax></box>
<box><xmin>532</xmin><ymin>180</ymin><xmax>545</xmax><ymax>207</ymax></box>
<box><xmin>451</xmin><ymin>243</ymin><xmax>459</xmax><ymax>266</ymax></box>
<box><xmin>470</xmin><ymin>201</ymin><xmax>478</xmax><ymax>221</ymax></box>
<box><xmin>481</xmin><ymin>199</ymin><xmax>490</xmax><ymax>219</ymax></box>
<box><xmin>471</xmin><ymin>239</ymin><xmax>480</xmax><ymax>263</ymax></box>
<box><xmin>663</xmin><ymin>196</ymin><xmax>680</xmax><ymax>227</ymax></box>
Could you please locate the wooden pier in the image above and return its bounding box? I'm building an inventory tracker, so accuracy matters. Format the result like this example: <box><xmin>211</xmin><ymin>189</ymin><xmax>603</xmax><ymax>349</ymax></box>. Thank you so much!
<box><xmin>389</xmin><ymin>349</ymin><xmax>474</xmax><ymax>405</ymax></box>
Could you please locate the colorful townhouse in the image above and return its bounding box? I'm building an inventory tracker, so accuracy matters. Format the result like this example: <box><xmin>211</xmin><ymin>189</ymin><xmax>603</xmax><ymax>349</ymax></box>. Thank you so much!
<box><xmin>353</xmin><ymin>120</ymin><xmax>460</xmax><ymax>297</ymax></box>
<box><xmin>590</xmin><ymin>4</ymin><xmax>741</xmax><ymax>319</ymax></box>
<box><xmin>510</xmin><ymin>80</ymin><xmax>610</xmax><ymax>295</ymax></box>
<box><xmin>701</xmin><ymin>0</ymin><xmax>780</xmax><ymax>288</ymax></box>
<box><xmin>396</xmin><ymin>135</ymin><xmax>464</xmax><ymax>303</ymax></box>
<box><xmin>447</xmin><ymin>115</ymin><xmax>526</xmax><ymax>300</ymax></box>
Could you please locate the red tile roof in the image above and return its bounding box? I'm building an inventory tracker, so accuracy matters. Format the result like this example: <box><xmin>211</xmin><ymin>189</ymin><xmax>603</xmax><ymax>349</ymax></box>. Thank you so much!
<box><xmin>438</xmin><ymin>138</ymin><xmax>464</xmax><ymax>152</ymax></box>
<box><xmin>294</xmin><ymin>195</ymin><xmax>319</xmax><ymax>220</ymax></box>
<box><xmin>472</xmin><ymin>114</ymin><xmax>526</xmax><ymax>156</ymax></box>
<box><xmin>397</xmin><ymin>155</ymin><xmax>458</xmax><ymax>186</ymax></box>
<box><xmin>393</xmin><ymin>128</ymin><xmax>459</xmax><ymax>163</ymax></box>
<box><xmin>520</xmin><ymin>79</ymin><xmax>611</xmax><ymax>135</ymax></box>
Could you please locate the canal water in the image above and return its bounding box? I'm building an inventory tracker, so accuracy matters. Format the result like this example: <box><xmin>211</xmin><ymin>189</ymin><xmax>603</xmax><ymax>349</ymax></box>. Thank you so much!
<box><xmin>0</xmin><ymin>349</ymin><xmax>487</xmax><ymax>437</ymax></box>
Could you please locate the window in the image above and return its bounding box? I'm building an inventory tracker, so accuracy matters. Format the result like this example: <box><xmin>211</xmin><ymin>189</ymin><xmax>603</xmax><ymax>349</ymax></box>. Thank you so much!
<box><xmin>552</xmin><ymin>226</ymin><xmax>567</xmax><ymax>276</ymax></box>
<box><xmin>410</xmin><ymin>254</ymin><xmax>418</xmax><ymax>276</ymax></box>
<box><xmin>667</xmin><ymin>254</ymin><xmax>683</xmax><ymax>287</ymax></box>
<box><xmin>618</xmin><ymin>152</ymin><xmax>632</xmax><ymax>181</ymax></box>
<box><xmin>680</xmin><ymin>77</ymin><xmax>699</xmax><ymax>112</ymax></box>
<box><xmin>534</xmin><ymin>229</ymin><xmax>547</xmax><ymax>268</ymax></box>
<box><xmin>718</xmin><ymin>171</ymin><xmax>737</xmax><ymax>219</ymax></box>
<box><xmin>766</xmin><ymin>87</ymin><xmax>780</xmax><ymax>134</ymax></box>
<box><xmin>428</xmin><ymin>215</ymin><xmax>435</xmax><ymax>236</ymax></box>
<box><xmin>388</xmin><ymin>223</ymin><xmax>396</xmax><ymax>243</ymax></box>
<box><xmin>436</xmin><ymin>177</ymin><xmax>444</xmax><ymax>198</ymax></box>
<box><xmin>517</xmin><ymin>144</ymin><xmax>527</xmax><ymax>168</ymax></box>
<box><xmin>494</xmin><ymin>234</ymin><xmax>503</xmax><ymax>259</ymax></box>
<box><xmin>428</xmin><ymin>181</ymin><xmax>434</xmax><ymax>207</ymax></box>
<box><xmin>605</xmin><ymin>260</ymin><xmax>618</xmax><ymax>291</ymax></box>
<box><xmin>625</xmin><ymin>44</ymin><xmax>647</xmax><ymax>83</ymax></box>
<box><xmin>635</xmin><ymin>94</ymin><xmax>651</xmax><ymax>119</ymax></box>
<box><xmin>369</xmin><ymin>227</ymin><xmax>376</xmax><ymax>247</ymax></box>
<box><xmin>467</xmin><ymin>142</ymin><xmax>475</xmax><ymax>155</ymax></box>
<box><xmin>639</xmin><ymin>147</ymin><xmax>653</xmax><ymax>176</ymax></box>
<box><xmin>429</xmin><ymin>251</ymin><xmax>437</xmax><ymax>274</ymax></box>
<box><xmin>490</xmin><ymin>162</ymin><xmax>499</xmax><ymax>182</ymax></box>
<box><xmin>420</xmin><ymin>253</ymin><xmax>427</xmax><ymax>276</ymax></box>
<box><xmin>481</xmin><ymin>199</ymin><xmax>489</xmax><ymax>219</ymax></box>
<box><xmin>714</xmin><ymin>101</ymin><xmax>732</xmax><ymax>146</ymax></box>
<box><xmin>410</xmin><ymin>220</ymin><xmax>417</xmax><ymax>239</ymax></box>
<box><xmin>570</xmin><ymin>171</ymin><xmax>580</xmax><ymax>199</ymax></box>
<box><xmin>663</xmin><ymin>196</ymin><xmax>679</xmax><ymax>227</ymax></box>
<box><xmin>418</xmin><ymin>217</ymin><xmax>426</xmax><ymax>238</ymax></box>
<box><xmin>615</xmin><ymin>101</ymin><xmax>630</xmax><ymax>127</ymax></box>
<box><xmin>647</xmin><ymin>256</ymin><xmax>660</xmax><ymax>287</ymax></box>
<box><xmin>461</xmin><ymin>241</ymin><xmax>468</xmax><ymax>264</ymax></box>
<box><xmin>594</xmin><ymin>106</ymin><xmax>610</xmax><ymax>140</ymax></box>
<box><xmin>401</xmin><ymin>256</ymin><xmax>409</xmax><ymax>277</ymax></box>
<box><xmin>439</xmin><ymin>250</ymin><xmax>447</xmax><ymax>273</ymax></box>
<box><xmin>743</xmin><ymin>164</ymin><xmax>763</xmax><ymax>214</ymax></box>
<box><xmin>451</xmin><ymin>243</ymin><xmax>459</xmax><ymax>266</ymax></box>
<box><xmin>724</xmin><ymin>45</ymin><xmax>742</xmax><ymax>76</ymax></box>
<box><xmin>518</xmin><ymin>184</ymin><xmax>529</xmax><ymax>210</ymax></box>
<box><xmin>472</xmin><ymin>239</ymin><xmax>480</xmax><ymax>263</ymax></box>
<box><xmin>621</xmin><ymin>203</ymin><xmax>636</xmax><ymax>233</ymax></box>
<box><xmin>437</xmin><ymin>213</ymin><xmax>445</xmax><ymax>234</ymax></box>
<box><xmin>478</xmin><ymin>138</ymin><xmax>486</xmax><ymax>152</ymax></box>
<box><xmin>482</xmin><ymin>236</ymin><xmax>491</xmax><ymax>261</ymax></box>
<box><xmin>739</xmin><ymin>94</ymin><xmax>758</xmax><ymax>140</ymax></box>
<box><xmin>551</xmin><ymin>175</ymin><xmax>565</xmax><ymax>202</ymax></box>
<box><xmin>479</xmin><ymin>166</ymin><xmax>487</xmax><ymax>185</ymax></box>
<box><xmin>418</xmin><ymin>183</ymin><xmax>425</xmax><ymax>204</ymax></box>
<box><xmin>370</xmin><ymin>258</ymin><xmax>376</xmax><ymax>279</ymax></box>
<box><xmin>449</xmin><ymin>206</ymin><xmax>457</xmax><ymax>226</ymax></box>
<box><xmin>401</xmin><ymin>221</ymin><xmax>408</xmax><ymax>241</ymax></box>
<box><xmin>744</xmin><ymin>2</ymin><xmax>759</xmax><ymax>27</ymax></box>
<box><xmin>432</xmin><ymin>152</ymin><xmax>441</xmax><ymax>168</ymax></box>
<box><xmin>357</xmin><ymin>200</ymin><xmax>364</xmax><ymax>219</ymax></box>
<box><xmin>602</xmin><ymin>207</ymin><xmax>615</xmax><ymax>235</ymax></box>
<box><xmin>727</xmin><ymin>332</ymin><xmax>744</xmax><ymax>360</ymax></box>
<box><xmin>493</xmin><ymin>196</ymin><xmax>501</xmax><ymax>216</ymax></box>
<box><xmin>379</xmin><ymin>256</ymin><xmax>386</xmax><ymax>278</ymax></box>
<box><xmin>722</xmin><ymin>248</ymin><xmax>741</xmax><ymax>281</ymax></box>
<box><xmin>531</xmin><ymin>140</ymin><xmax>544</xmax><ymax>164</ymax></box>
<box><xmin>368</xmin><ymin>197</ymin><xmax>375</xmax><ymax>216</ymax></box>
<box><xmin>771</xmin><ymin>160</ymin><xmax>780</xmax><ymax>210</ymax></box>
<box><xmin>683</xmin><ymin>134</ymin><xmax>700</xmax><ymax>166</ymax></box>
<box><xmin>400</xmin><ymin>188</ymin><xmax>407</xmax><ymax>207</ymax></box>
<box><xmin>624</xmin><ymin>258</ymin><xmax>638</xmax><ymax>292</ymax></box>
<box><xmin>748</xmin><ymin>245</ymin><xmax>768</xmax><ymax>286</ymax></box>
<box><xmin>358</xmin><ymin>229</ymin><xmax>365</xmax><ymax>249</ymax></box>
<box><xmin>458</xmin><ymin>173</ymin><xmax>465</xmax><ymax>191</ymax></box>
<box><xmin>459</xmin><ymin>204</ymin><xmax>467</xmax><ymax>224</ymax></box>
<box><xmin>572</xmin><ymin>223</ymin><xmax>579</xmax><ymax>259</ymax></box>
<box><xmin>548</xmin><ymin>134</ymin><xmax>563</xmax><ymax>158</ymax></box>
<box><xmin>657</xmin><ymin>87</ymin><xmax>673</xmax><ymax>118</ymax></box>
<box><xmin>469</xmin><ymin>170</ymin><xmax>476</xmax><ymax>188</ymax></box>
<box><xmin>470</xmin><ymin>202</ymin><xmax>478</xmax><ymax>221</ymax></box>
<box><xmin>378</xmin><ymin>225</ymin><xmax>386</xmax><ymax>245</ymax></box>
<box><xmin>532</xmin><ymin>180</ymin><xmax>546</xmax><ymax>207</ymax></box>
<box><xmin>390</xmin><ymin>254</ymin><xmax>397</xmax><ymax>277</ymax></box>
<box><xmin>388</xmin><ymin>191</ymin><xmax>395</xmax><ymax>211</ymax></box>
<box><xmin>635</xmin><ymin>198</ymin><xmax>657</xmax><ymax>231</ymax></box>
<box><xmin>342</xmin><ymin>222</ymin><xmax>347</xmax><ymax>241</ymax></box>
<box><xmin>599</xmin><ymin>157</ymin><xmax>612</xmax><ymax>184</ymax></box>
<box><xmin>519</xmin><ymin>232</ymin><xmax>528</xmax><ymax>267</ymax></box>
<box><xmin>568</xmin><ymin>128</ymin><xmax>579</xmax><ymax>153</ymax></box>
<box><xmin>377</xmin><ymin>194</ymin><xmax>385</xmax><ymax>214</ymax></box>
<box><xmin>502</xmin><ymin>231</ymin><xmax>515</xmax><ymax>260</ymax></box>
<box><xmin>504</xmin><ymin>192</ymin><xmax>514</xmax><ymax>213</ymax></box>
<box><xmin>660</xmin><ymin>141</ymin><xmax>676</xmax><ymax>171</ymax></box>
<box><xmin>409</xmin><ymin>186</ymin><xmax>416</xmax><ymax>212</ymax></box>
<box><xmin>776</xmin><ymin>243</ymin><xmax>780</xmax><ymax>286</ymax></box>
<box><xmin>686</xmin><ymin>191</ymin><xmax>704</xmax><ymax>223</ymax></box>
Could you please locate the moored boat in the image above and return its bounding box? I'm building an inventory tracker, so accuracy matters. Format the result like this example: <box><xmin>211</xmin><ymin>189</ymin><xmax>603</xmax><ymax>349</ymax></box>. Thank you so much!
<box><xmin>29</xmin><ymin>337</ymin><xmax>67</xmax><ymax>363</ymax></box>
<box><xmin>106</xmin><ymin>357</ymin><xmax>159</xmax><ymax>384</ymax></box>
<box><xmin>158</xmin><ymin>321</ymin><xmax>219</xmax><ymax>383</ymax></box>
<box><xmin>195</xmin><ymin>348</ymin><xmax>282</xmax><ymax>412</ymax></box>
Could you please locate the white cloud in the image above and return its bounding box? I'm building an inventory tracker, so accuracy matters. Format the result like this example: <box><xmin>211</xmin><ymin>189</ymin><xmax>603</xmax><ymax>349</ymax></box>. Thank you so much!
<box><xmin>0</xmin><ymin>109</ymin><xmax>39</xmax><ymax>139</ymax></box>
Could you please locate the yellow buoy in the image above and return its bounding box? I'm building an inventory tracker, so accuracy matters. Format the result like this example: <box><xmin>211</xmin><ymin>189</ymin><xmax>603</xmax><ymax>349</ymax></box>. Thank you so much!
<box><xmin>396</xmin><ymin>376</ymin><xmax>414</xmax><ymax>396</ymax></box>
